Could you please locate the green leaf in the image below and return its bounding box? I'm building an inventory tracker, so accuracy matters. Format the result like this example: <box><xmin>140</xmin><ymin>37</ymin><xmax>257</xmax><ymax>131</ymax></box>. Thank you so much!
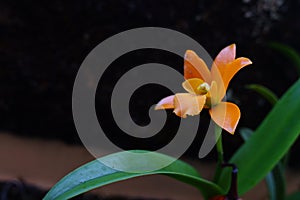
<box><xmin>239</xmin><ymin>127</ymin><xmax>254</xmax><ymax>141</ymax></box>
<box><xmin>246</xmin><ymin>84</ymin><xmax>278</xmax><ymax>106</ymax></box>
<box><xmin>44</xmin><ymin>150</ymin><xmax>224</xmax><ymax>200</ymax></box>
<box><xmin>240</xmin><ymin>128</ymin><xmax>286</xmax><ymax>200</ymax></box>
<box><xmin>286</xmin><ymin>191</ymin><xmax>300</xmax><ymax>200</ymax></box>
<box><xmin>269</xmin><ymin>42</ymin><xmax>300</xmax><ymax>75</ymax></box>
<box><xmin>218</xmin><ymin>78</ymin><xmax>300</xmax><ymax>195</ymax></box>
<box><xmin>265</xmin><ymin>163</ymin><xmax>286</xmax><ymax>200</ymax></box>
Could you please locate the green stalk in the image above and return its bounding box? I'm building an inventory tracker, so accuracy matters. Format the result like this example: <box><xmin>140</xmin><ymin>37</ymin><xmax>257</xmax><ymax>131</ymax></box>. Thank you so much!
<box><xmin>213</xmin><ymin>124</ymin><xmax>224</xmax><ymax>182</ymax></box>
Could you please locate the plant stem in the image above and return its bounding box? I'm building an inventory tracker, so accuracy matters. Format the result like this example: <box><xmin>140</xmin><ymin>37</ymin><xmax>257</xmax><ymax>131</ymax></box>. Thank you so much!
<box><xmin>213</xmin><ymin>124</ymin><xmax>224</xmax><ymax>182</ymax></box>
<box><xmin>222</xmin><ymin>163</ymin><xmax>239</xmax><ymax>200</ymax></box>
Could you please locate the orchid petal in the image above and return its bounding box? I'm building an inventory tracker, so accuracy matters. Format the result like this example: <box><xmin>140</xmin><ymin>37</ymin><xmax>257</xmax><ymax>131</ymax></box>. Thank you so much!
<box><xmin>214</xmin><ymin>44</ymin><xmax>236</xmax><ymax>68</ymax></box>
<box><xmin>209</xmin><ymin>102</ymin><xmax>240</xmax><ymax>134</ymax></box>
<box><xmin>221</xmin><ymin>57</ymin><xmax>252</xmax><ymax>91</ymax></box>
<box><xmin>173</xmin><ymin>93</ymin><xmax>206</xmax><ymax>118</ymax></box>
<box><xmin>212</xmin><ymin>57</ymin><xmax>252</xmax><ymax>99</ymax></box>
<box><xmin>155</xmin><ymin>95</ymin><xmax>175</xmax><ymax>110</ymax></box>
<box><xmin>184</xmin><ymin>50</ymin><xmax>211</xmax><ymax>82</ymax></box>
<box><xmin>210</xmin><ymin>44</ymin><xmax>236</xmax><ymax>100</ymax></box>
<box><xmin>182</xmin><ymin>78</ymin><xmax>204</xmax><ymax>94</ymax></box>
<box><xmin>211</xmin><ymin>63</ymin><xmax>226</xmax><ymax>101</ymax></box>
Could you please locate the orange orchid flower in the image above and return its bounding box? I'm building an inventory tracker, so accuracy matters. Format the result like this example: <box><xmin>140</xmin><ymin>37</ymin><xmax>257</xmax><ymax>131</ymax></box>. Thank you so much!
<box><xmin>155</xmin><ymin>44</ymin><xmax>252</xmax><ymax>134</ymax></box>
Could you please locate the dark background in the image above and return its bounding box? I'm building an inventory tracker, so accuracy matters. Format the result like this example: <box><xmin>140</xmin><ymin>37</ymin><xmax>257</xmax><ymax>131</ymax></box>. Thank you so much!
<box><xmin>0</xmin><ymin>0</ymin><xmax>299</xmax><ymax>166</ymax></box>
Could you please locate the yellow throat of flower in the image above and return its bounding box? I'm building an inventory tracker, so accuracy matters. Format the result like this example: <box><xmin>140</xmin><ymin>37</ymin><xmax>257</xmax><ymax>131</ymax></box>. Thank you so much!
<box><xmin>197</xmin><ymin>82</ymin><xmax>210</xmax><ymax>95</ymax></box>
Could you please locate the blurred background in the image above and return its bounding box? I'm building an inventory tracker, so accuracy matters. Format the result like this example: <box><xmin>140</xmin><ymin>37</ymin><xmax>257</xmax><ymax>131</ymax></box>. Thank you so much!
<box><xmin>0</xmin><ymin>0</ymin><xmax>299</xmax><ymax>199</ymax></box>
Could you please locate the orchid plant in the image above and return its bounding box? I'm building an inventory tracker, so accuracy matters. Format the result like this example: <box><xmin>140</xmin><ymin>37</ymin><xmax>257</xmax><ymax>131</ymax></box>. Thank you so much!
<box><xmin>44</xmin><ymin>44</ymin><xmax>300</xmax><ymax>200</ymax></box>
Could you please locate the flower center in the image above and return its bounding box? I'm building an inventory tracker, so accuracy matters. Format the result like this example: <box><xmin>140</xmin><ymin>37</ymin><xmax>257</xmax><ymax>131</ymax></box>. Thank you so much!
<box><xmin>197</xmin><ymin>82</ymin><xmax>210</xmax><ymax>95</ymax></box>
